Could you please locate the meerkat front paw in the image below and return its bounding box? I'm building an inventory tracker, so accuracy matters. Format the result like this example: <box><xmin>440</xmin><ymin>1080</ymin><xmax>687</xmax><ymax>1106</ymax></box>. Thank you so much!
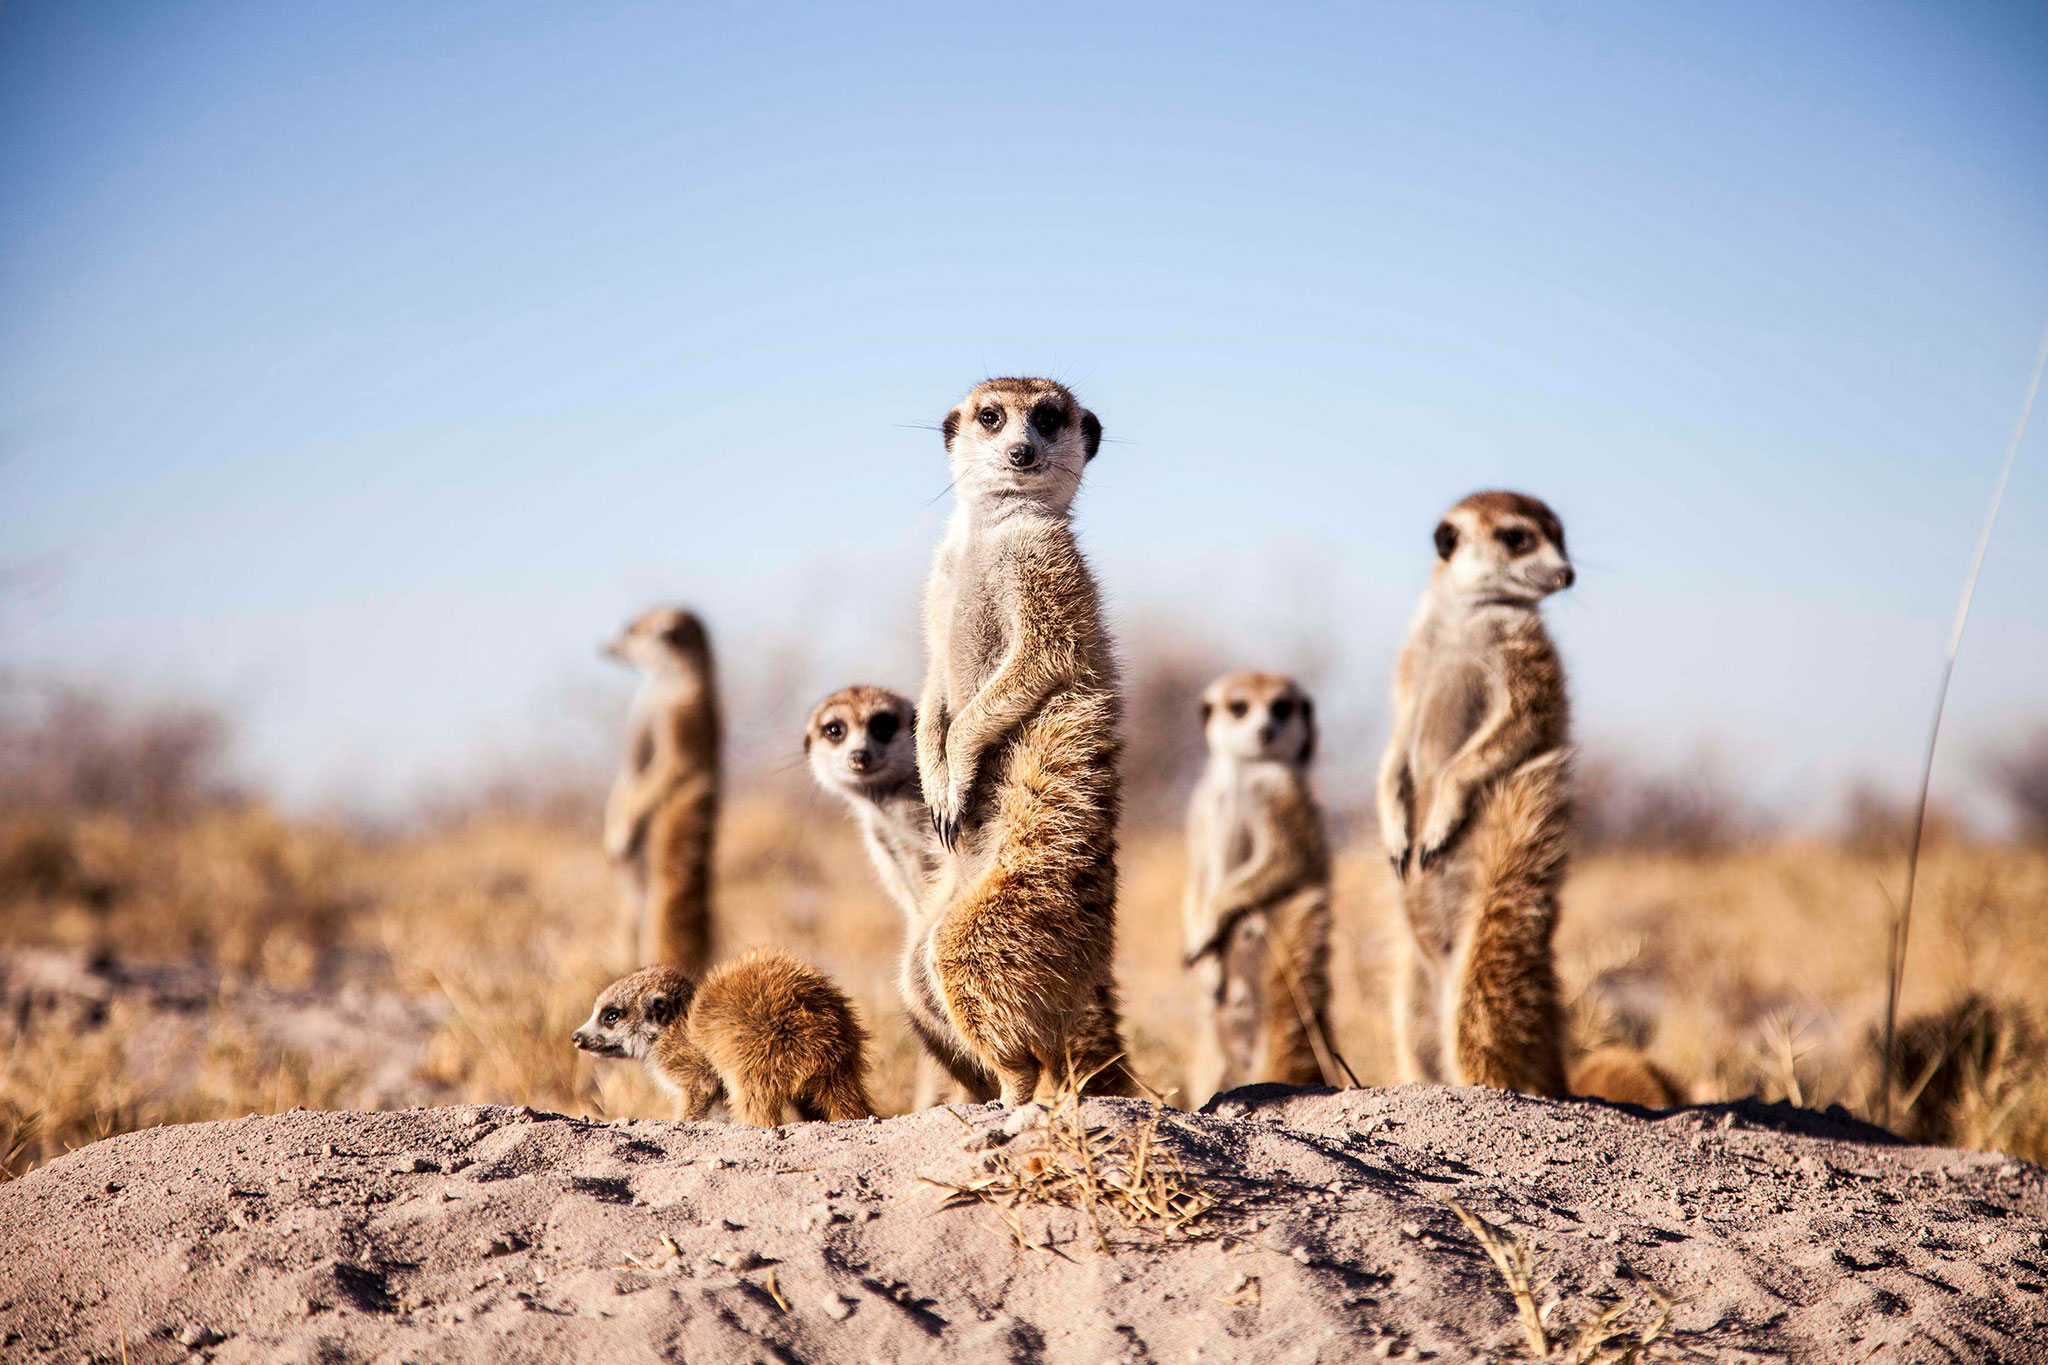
<box><xmin>927</xmin><ymin>782</ymin><xmax>963</xmax><ymax>852</ymax></box>
<box><xmin>1414</xmin><ymin>799</ymin><xmax>1467</xmax><ymax>872</ymax></box>
<box><xmin>1380</xmin><ymin>819</ymin><xmax>1412</xmax><ymax>881</ymax></box>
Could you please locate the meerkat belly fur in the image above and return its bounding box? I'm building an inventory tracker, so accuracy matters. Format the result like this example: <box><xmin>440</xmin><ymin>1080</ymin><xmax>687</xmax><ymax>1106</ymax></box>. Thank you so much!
<box><xmin>1378</xmin><ymin>491</ymin><xmax>1577</xmax><ymax>1096</ymax></box>
<box><xmin>805</xmin><ymin>685</ymin><xmax>995</xmax><ymax>1106</ymax></box>
<box><xmin>1182</xmin><ymin>672</ymin><xmax>1335</xmax><ymax>1098</ymax></box>
<box><xmin>915</xmin><ymin>377</ymin><xmax>1132</xmax><ymax>1106</ymax></box>
<box><xmin>602</xmin><ymin>607</ymin><xmax>721</xmax><ymax>975</ymax></box>
<box><xmin>572</xmin><ymin>948</ymin><xmax>875</xmax><ymax>1125</ymax></box>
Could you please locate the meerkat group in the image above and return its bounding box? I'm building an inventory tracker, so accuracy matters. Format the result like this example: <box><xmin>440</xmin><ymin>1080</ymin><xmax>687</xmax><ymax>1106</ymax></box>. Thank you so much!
<box><xmin>575</xmin><ymin>378</ymin><xmax>1677</xmax><ymax>1126</ymax></box>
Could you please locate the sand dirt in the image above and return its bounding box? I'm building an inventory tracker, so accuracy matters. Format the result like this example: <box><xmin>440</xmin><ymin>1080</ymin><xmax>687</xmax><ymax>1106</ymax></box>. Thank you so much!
<box><xmin>3</xmin><ymin>1086</ymin><xmax>2044</xmax><ymax>1363</ymax></box>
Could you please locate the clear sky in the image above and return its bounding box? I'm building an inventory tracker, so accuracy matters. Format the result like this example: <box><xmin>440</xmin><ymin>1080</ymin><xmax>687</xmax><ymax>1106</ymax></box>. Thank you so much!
<box><xmin>2</xmin><ymin>1</ymin><xmax>2044</xmax><ymax>818</ymax></box>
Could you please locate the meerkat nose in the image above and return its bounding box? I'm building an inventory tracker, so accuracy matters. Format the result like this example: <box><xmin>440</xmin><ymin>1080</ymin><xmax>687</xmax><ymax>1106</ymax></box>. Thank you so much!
<box><xmin>847</xmin><ymin>748</ymin><xmax>872</xmax><ymax>772</ymax></box>
<box><xmin>571</xmin><ymin>1029</ymin><xmax>592</xmax><ymax>1049</ymax></box>
<box><xmin>1006</xmin><ymin>443</ymin><xmax>1036</xmax><ymax>469</ymax></box>
<box><xmin>1558</xmin><ymin>566</ymin><xmax>1576</xmax><ymax>589</ymax></box>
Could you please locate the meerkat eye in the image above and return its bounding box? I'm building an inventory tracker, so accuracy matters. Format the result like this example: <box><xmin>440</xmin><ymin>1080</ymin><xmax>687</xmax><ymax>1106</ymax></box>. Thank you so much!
<box><xmin>867</xmin><ymin>712</ymin><xmax>900</xmax><ymax>744</ymax></box>
<box><xmin>1269</xmin><ymin>699</ymin><xmax>1295</xmax><ymax>724</ymax></box>
<box><xmin>977</xmin><ymin>406</ymin><xmax>1003</xmax><ymax>431</ymax></box>
<box><xmin>822</xmin><ymin>720</ymin><xmax>846</xmax><ymax>743</ymax></box>
<box><xmin>599</xmin><ymin>1008</ymin><xmax>621</xmax><ymax>1027</ymax></box>
<box><xmin>1496</xmin><ymin>527</ymin><xmax>1536</xmax><ymax>555</ymax></box>
<box><xmin>1030</xmin><ymin>402</ymin><xmax>1066</xmax><ymax>439</ymax></box>
<box><xmin>1227</xmin><ymin>699</ymin><xmax>1249</xmax><ymax>720</ymax></box>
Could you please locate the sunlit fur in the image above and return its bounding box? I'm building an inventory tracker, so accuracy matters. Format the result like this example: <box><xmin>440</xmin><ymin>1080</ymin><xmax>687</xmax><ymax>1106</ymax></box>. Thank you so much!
<box><xmin>915</xmin><ymin>378</ymin><xmax>1131</xmax><ymax>1106</ymax></box>
<box><xmin>1379</xmin><ymin>491</ymin><xmax>1576</xmax><ymax>1096</ymax></box>
<box><xmin>572</xmin><ymin>950</ymin><xmax>874</xmax><ymax>1126</ymax></box>
<box><xmin>602</xmin><ymin>606</ymin><xmax>720</xmax><ymax>974</ymax></box>
<box><xmin>1181</xmin><ymin>672</ymin><xmax>1334</xmax><ymax>1099</ymax></box>
<box><xmin>805</xmin><ymin>685</ymin><xmax>994</xmax><ymax>1106</ymax></box>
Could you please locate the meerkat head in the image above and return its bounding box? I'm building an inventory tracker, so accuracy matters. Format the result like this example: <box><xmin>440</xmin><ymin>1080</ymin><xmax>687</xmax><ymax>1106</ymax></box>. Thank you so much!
<box><xmin>1431</xmin><ymin>491</ymin><xmax>1574</xmax><ymax>605</ymax></box>
<box><xmin>603</xmin><ymin>606</ymin><xmax>711</xmax><ymax>677</ymax></box>
<box><xmin>1200</xmin><ymin>671</ymin><xmax>1316</xmax><ymax>765</ymax></box>
<box><xmin>805</xmin><ymin>685</ymin><xmax>918</xmax><ymax>799</ymax></box>
<box><xmin>941</xmin><ymin>377</ymin><xmax>1102</xmax><ymax>514</ymax></box>
<box><xmin>572</xmin><ymin>966</ymin><xmax>694</xmax><ymax>1060</ymax></box>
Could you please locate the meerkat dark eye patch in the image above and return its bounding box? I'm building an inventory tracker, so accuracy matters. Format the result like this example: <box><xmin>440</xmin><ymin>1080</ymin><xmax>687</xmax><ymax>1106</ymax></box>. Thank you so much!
<box><xmin>1270</xmin><ymin>699</ymin><xmax>1295</xmax><ymax>724</ymax></box>
<box><xmin>977</xmin><ymin>405</ymin><xmax>1003</xmax><ymax>431</ymax></box>
<box><xmin>1030</xmin><ymin>400</ymin><xmax>1067</xmax><ymax>439</ymax></box>
<box><xmin>1227</xmin><ymin>699</ymin><xmax>1249</xmax><ymax>720</ymax></box>
<box><xmin>1496</xmin><ymin>527</ymin><xmax>1536</xmax><ymax>554</ymax></box>
<box><xmin>867</xmin><ymin>712</ymin><xmax>900</xmax><ymax>744</ymax></box>
<box><xmin>600</xmin><ymin>1008</ymin><xmax>621</xmax><ymax>1027</ymax></box>
<box><xmin>1434</xmin><ymin>522</ymin><xmax>1458</xmax><ymax>560</ymax></box>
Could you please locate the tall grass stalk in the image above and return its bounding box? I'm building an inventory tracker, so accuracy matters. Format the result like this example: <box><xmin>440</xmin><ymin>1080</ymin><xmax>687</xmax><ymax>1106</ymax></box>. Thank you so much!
<box><xmin>1880</xmin><ymin>320</ymin><xmax>2048</xmax><ymax>1130</ymax></box>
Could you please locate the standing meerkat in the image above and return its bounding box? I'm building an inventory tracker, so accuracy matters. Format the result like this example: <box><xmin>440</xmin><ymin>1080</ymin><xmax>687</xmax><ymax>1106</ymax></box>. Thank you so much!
<box><xmin>805</xmin><ymin>685</ymin><xmax>996</xmax><ymax>1107</ymax></box>
<box><xmin>603</xmin><ymin>606</ymin><xmax>721</xmax><ymax>975</ymax></box>
<box><xmin>572</xmin><ymin>947</ymin><xmax>875</xmax><ymax>1125</ymax></box>
<box><xmin>1181</xmin><ymin>672</ymin><xmax>1337</xmax><ymax>1098</ymax></box>
<box><xmin>1378</xmin><ymin>491</ymin><xmax>1576</xmax><ymax>1096</ymax></box>
<box><xmin>914</xmin><ymin>376</ymin><xmax>1133</xmax><ymax>1106</ymax></box>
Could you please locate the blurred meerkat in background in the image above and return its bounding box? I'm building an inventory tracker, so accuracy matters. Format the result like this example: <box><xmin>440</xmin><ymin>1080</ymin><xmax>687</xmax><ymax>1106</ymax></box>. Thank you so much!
<box><xmin>805</xmin><ymin>685</ymin><xmax>994</xmax><ymax>1108</ymax></box>
<box><xmin>572</xmin><ymin>947</ymin><xmax>875</xmax><ymax>1125</ymax></box>
<box><xmin>1378</xmin><ymin>491</ymin><xmax>1576</xmax><ymax>1097</ymax></box>
<box><xmin>915</xmin><ymin>376</ymin><xmax>1133</xmax><ymax>1105</ymax></box>
<box><xmin>1181</xmin><ymin>671</ymin><xmax>1336</xmax><ymax>1100</ymax></box>
<box><xmin>603</xmin><ymin>606</ymin><xmax>720</xmax><ymax>975</ymax></box>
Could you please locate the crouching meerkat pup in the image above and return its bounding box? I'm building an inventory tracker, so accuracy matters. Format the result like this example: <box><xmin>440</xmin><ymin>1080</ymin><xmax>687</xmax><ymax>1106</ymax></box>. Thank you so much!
<box><xmin>1181</xmin><ymin>672</ymin><xmax>1337</xmax><ymax>1099</ymax></box>
<box><xmin>1378</xmin><ymin>491</ymin><xmax>1576</xmax><ymax>1096</ymax></box>
<box><xmin>915</xmin><ymin>377</ymin><xmax>1134</xmax><ymax>1106</ymax></box>
<box><xmin>805</xmin><ymin>685</ymin><xmax>996</xmax><ymax>1107</ymax></box>
<box><xmin>603</xmin><ymin>607</ymin><xmax>721</xmax><ymax>975</ymax></box>
<box><xmin>572</xmin><ymin>947</ymin><xmax>875</xmax><ymax>1125</ymax></box>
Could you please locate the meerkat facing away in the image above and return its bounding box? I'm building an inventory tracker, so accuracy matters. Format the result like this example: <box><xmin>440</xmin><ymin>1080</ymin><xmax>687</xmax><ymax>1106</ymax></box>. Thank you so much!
<box><xmin>914</xmin><ymin>377</ymin><xmax>1134</xmax><ymax>1106</ymax></box>
<box><xmin>1181</xmin><ymin>672</ymin><xmax>1336</xmax><ymax>1099</ymax></box>
<box><xmin>603</xmin><ymin>607</ymin><xmax>720</xmax><ymax>975</ymax></box>
<box><xmin>572</xmin><ymin>947</ymin><xmax>875</xmax><ymax>1125</ymax></box>
<box><xmin>1378</xmin><ymin>491</ymin><xmax>1576</xmax><ymax>1097</ymax></box>
<box><xmin>805</xmin><ymin>685</ymin><xmax>996</xmax><ymax>1107</ymax></box>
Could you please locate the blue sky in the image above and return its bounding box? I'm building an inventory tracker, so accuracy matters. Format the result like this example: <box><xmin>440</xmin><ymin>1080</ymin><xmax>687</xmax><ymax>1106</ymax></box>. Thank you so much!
<box><xmin>2</xmin><ymin>2</ymin><xmax>2044</xmax><ymax>817</ymax></box>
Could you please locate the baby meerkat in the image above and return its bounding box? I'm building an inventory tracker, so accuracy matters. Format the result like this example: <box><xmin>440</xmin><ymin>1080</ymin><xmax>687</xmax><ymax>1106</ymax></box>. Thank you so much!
<box><xmin>572</xmin><ymin>947</ymin><xmax>875</xmax><ymax>1125</ymax></box>
<box><xmin>914</xmin><ymin>377</ymin><xmax>1133</xmax><ymax>1106</ymax></box>
<box><xmin>1182</xmin><ymin>672</ymin><xmax>1337</xmax><ymax>1098</ymax></box>
<box><xmin>805</xmin><ymin>685</ymin><xmax>996</xmax><ymax>1107</ymax></box>
<box><xmin>603</xmin><ymin>606</ymin><xmax>721</xmax><ymax>975</ymax></box>
<box><xmin>1378</xmin><ymin>491</ymin><xmax>1576</xmax><ymax>1096</ymax></box>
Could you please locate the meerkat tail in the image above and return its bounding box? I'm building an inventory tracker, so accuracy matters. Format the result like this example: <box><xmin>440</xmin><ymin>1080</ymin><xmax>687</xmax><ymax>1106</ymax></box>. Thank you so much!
<box><xmin>644</xmin><ymin>781</ymin><xmax>716</xmax><ymax>974</ymax></box>
<box><xmin>1259</xmin><ymin>889</ymin><xmax>1336</xmax><ymax>1088</ymax></box>
<box><xmin>1568</xmin><ymin>1045</ymin><xmax>1681</xmax><ymax>1108</ymax></box>
<box><xmin>1451</xmin><ymin>749</ymin><xmax>1572</xmax><ymax>1096</ymax></box>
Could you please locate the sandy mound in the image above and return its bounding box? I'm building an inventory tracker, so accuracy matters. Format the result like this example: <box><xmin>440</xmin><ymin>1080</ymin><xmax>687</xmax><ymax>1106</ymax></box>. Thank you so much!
<box><xmin>3</xmin><ymin>1087</ymin><xmax>2043</xmax><ymax>1363</ymax></box>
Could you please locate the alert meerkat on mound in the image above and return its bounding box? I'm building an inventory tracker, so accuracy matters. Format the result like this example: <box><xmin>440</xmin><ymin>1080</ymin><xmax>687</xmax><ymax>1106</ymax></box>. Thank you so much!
<box><xmin>805</xmin><ymin>685</ymin><xmax>995</xmax><ymax>1108</ymax></box>
<box><xmin>1181</xmin><ymin>671</ymin><xmax>1337</xmax><ymax>1099</ymax></box>
<box><xmin>914</xmin><ymin>376</ymin><xmax>1134</xmax><ymax>1106</ymax></box>
<box><xmin>1377</xmin><ymin>491</ymin><xmax>1576</xmax><ymax>1097</ymax></box>
<box><xmin>603</xmin><ymin>606</ymin><xmax>720</xmax><ymax>975</ymax></box>
<box><xmin>571</xmin><ymin>947</ymin><xmax>875</xmax><ymax>1125</ymax></box>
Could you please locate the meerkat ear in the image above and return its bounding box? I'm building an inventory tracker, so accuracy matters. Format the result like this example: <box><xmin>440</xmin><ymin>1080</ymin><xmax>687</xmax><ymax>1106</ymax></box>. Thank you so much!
<box><xmin>1299</xmin><ymin>698</ymin><xmax>1317</xmax><ymax>764</ymax></box>
<box><xmin>663</xmin><ymin>613</ymin><xmax>705</xmax><ymax>652</ymax></box>
<box><xmin>942</xmin><ymin>408</ymin><xmax>961</xmax><ymax>450</ymax></box>
<box><xmin>802</xmin><ymin>732</ymin><xmax>812</xmax><ymax>754</ymax></box>
<box><xmin>1080</xmin><ymin>411</ymin><xmax>1102</xmax><ymax>461</ymax></box>
<box><xmin>1434</xmin><ymin>522</ymin><xmax>1458</xmax><ymax>561</ymax></box>
<box><xmin>647</xmin><ymin>995</ymin><xmax>675</xmax><ymax>1027</ymax></box>
<box><xmin>1199</xmin><ymin>700</ymin><xmax>1213</xmax><ymax>725</ymax></box>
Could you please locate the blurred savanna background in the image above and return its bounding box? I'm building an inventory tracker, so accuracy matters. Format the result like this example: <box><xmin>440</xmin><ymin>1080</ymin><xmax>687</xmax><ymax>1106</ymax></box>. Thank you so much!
<box><xmin>3</xmin><ymin>2</ymin><xmax>2046</xmax><ymax>1179</ymax></box>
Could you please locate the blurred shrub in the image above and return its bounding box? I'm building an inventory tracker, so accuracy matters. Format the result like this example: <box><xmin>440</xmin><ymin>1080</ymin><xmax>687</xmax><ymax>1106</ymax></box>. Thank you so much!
<box><xmin>0</xmin><ymin>678</ymin><xmax>237</xmax><ymax>821</ymax></box>
<box><xmin>1988</xmin><ymin>726</ymin><xmax>2048</xmax><ymax>844</ymax></box>
<box><xmin>1575</xmin><ymin>750</ymin><xmax>1752</xmax><ymax>855</ymax></box>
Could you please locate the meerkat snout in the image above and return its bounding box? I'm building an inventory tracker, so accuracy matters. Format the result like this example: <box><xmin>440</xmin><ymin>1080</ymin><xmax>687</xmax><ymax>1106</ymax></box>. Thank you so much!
<box><xmin>1006</xmin><ymin>442</ymin><xmax>1036</xmax><ymax>469</ymax></box>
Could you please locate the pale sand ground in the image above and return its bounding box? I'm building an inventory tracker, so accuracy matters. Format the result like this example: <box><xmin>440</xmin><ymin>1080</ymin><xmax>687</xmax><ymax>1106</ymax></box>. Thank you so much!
<box><xmin>4</xmin><ymin>1087</ymin><xmax>2043</xmax><ymax>1364</ymax></box>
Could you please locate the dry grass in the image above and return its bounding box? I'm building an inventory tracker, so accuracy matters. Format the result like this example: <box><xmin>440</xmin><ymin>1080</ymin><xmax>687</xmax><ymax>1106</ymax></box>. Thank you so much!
<box><xmin>923</xmin><ymin>1085</ymin><xmax>1222</xmax><ymax>1254</ymax></box>
<box><xmin>1445</xmin><ymin>1198</ymin><xmax>1676</xmax><ymax>1363</ymax></box>
<box><xmin>3</xmin><ymin>786</ymin><xmax>2047</xmax><ymax>1180</ymax></box>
